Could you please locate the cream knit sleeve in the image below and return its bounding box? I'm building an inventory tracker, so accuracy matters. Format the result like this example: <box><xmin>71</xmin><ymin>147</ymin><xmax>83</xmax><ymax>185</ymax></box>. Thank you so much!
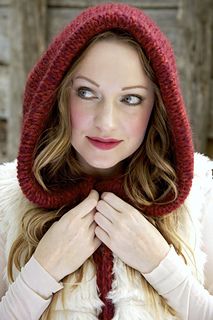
<box><xmin>143</xmin><ymin>175</ymin><xmax>213</xmax><ymax>320</ymax></box>
<box><xmin>0</xmin><ymin>230</ymin><xmax>63</xmax><ymax>320</ymax></box>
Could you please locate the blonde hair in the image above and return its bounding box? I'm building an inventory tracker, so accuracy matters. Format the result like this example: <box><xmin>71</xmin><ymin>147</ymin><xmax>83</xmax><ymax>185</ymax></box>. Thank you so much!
<box><xmin>8</xmin><ymin>30</ymin><xmax>196</xmax><ymax>319</ymax></box>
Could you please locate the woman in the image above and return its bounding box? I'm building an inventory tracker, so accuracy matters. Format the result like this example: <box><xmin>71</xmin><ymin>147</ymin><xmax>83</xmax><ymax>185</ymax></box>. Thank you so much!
<box><xmin>0</xmin><ymin>2</ymin><xmax>213</xmax><ymax>320</ymax></box>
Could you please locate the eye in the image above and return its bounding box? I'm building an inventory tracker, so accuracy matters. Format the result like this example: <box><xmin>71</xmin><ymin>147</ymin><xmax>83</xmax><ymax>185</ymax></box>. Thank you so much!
<box><xmin>121</xmin><ymin>95</ymin><xmax>144</xmax><ymax>106</ymax></box>
<box><xmin>77</xmin><ymin>87</ymin><xmax>97</xmax><ymax>100</ymax></box>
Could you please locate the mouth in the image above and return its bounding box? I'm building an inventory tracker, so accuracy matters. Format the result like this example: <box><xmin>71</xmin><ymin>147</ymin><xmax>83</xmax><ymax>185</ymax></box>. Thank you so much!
<box><xmin>87</xmin><ymin>136</ymin><xmax>122</xmax><ymax>150</ymax></box>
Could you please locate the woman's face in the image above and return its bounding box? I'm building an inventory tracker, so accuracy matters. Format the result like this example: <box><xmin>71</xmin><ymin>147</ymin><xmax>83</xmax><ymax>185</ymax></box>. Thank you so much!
<box><xmin>69</xmin><ymin>39</ymin><xmax>154</xmax><ymax>177</ymax></box>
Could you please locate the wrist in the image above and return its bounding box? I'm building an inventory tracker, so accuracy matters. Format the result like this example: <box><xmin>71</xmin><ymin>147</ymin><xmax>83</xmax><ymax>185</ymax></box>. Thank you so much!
<box><xmin>33</xmin><ymin>254</ymin><xmax>62</xmax><ymax>282</ymax></box>
<box><xmin>22</xmin><ymin>256</ymin><xmax>63</xmax><ymax>298</ymax></box>
<box><xmin>141</xmin><ymin>244</ymin><xmax>171</xmax><ymax>275</ymax></box>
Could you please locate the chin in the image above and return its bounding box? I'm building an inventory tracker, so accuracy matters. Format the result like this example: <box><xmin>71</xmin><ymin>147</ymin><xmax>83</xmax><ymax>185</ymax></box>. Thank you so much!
<box><xmin>86</xmin><ymin>157</ymin><xmax>121</xmax><ymax>169</ymax></box>
<box><xmin>89</xmin><ymin>161</ymin><xmax>116</xmax><ymax>169</ymax></box>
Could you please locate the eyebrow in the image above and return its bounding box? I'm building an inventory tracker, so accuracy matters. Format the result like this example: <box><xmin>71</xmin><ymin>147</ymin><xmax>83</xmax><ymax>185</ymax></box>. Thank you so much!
<box><xmin>75</xmin><ymin>76</ymin><xmax>100</xmax><ymax>87</ymax></box>
<box><xmin>74</xmin><ymin>75</ymin><xmax>148</xmax><ymax>90</ymax></box>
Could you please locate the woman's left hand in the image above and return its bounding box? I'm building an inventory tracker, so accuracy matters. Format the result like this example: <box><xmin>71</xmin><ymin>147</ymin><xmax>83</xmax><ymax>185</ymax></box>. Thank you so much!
<box><xmin>94</xmin><ymin>192</ymin><xmax>170</xmax><ymax>274</ymax></box>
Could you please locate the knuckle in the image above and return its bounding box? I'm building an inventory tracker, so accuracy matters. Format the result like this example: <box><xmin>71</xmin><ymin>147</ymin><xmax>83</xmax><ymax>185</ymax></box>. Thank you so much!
<box><xmin>96</xmin><ymin>200</ymin><xmax>104</xmax><ymax>211</ymax></box>
<box><xmin>94</xmin><ymin>214</ymin><xmax>98</xmax><ymax>224</ymax></box>
<box><xmin>95</xmin><ymin>212</ymin><xmax>101</xmax><ymax>222</ymax></box>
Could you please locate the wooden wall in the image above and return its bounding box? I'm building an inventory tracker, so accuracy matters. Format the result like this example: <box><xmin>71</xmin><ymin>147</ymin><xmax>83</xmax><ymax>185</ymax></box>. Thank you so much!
<box><xmin>0</xmin><ymin>0</ymin><xmax>212</xmax><ymax>162</ymax></box>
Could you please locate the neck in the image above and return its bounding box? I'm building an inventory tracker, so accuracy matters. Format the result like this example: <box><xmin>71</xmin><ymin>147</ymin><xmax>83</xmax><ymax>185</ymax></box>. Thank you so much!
<box><xmin>75</xmin><ymin>152</ymin><xmax>126</xmax><ymax>180</ymax></box>
<box><xmin>84</xmin><ymin>164</ymin><xmax>124</xmax><ymax>180</ymax></box>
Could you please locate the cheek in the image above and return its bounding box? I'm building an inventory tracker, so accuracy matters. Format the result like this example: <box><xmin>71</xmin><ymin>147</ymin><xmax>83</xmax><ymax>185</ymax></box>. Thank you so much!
<box><xmin>126</xmin><ymin>110</ymin><xmax>152</xmax><ymax>140</ymax></box>
<box><xmin>70</xmin><ymin>102</ymin><xmax>91</xmax><ymax>131</ymax></box>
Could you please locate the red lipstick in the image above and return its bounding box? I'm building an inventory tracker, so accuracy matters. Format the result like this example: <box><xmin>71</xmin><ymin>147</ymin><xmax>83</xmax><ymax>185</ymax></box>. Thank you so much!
<box><xmin>87</xmin><ymin>136</ymin><xmax>122</xmax><ymax>150</ymax></box>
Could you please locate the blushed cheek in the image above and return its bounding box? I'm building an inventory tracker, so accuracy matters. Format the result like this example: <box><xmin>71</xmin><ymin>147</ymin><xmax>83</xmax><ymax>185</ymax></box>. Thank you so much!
<box><xmin>70</xmin><ymin>104</ymin><xmax>91</xmax><ymax>132</ymax></box>
<box><xmin>128</xmin><ymin>111</ymin><xmax>152</xmax><ymax>141</ymax></box>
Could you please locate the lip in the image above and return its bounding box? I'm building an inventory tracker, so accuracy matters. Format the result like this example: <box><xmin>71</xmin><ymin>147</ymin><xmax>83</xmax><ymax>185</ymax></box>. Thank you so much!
<box><xmin>89</xmin><ymin>136</ymin><xmax>121</xmax><ymax>143</ymax></box>
<box><xmin>87</xmin><ymin>136</ymin><xmax>122</xmax><ymax>150</ymax></box>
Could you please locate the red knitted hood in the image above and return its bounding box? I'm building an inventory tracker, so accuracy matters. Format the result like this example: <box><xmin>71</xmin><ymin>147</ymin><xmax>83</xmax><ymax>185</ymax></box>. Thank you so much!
<box><xmin>17</xmin><ymin>2</ymin><xmax>194</xmax><ymax>216</ymax></box>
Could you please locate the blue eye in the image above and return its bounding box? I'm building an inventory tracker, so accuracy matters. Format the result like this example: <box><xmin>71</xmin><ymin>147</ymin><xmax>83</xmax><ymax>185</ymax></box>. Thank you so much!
<box><xmin>77</xmin><ymin>87</ymin><xmax>96</xmax><ymax>99</ymax></box>
<box><xmin>121</xmin><ymin>95</ymin><xmax>143</xmax><ymax>106</ymax></box>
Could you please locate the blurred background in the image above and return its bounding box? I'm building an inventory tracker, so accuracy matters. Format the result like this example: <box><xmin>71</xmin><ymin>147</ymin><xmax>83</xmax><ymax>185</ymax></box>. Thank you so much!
<box><xmin>0</xmin><ymin>0</ymin><xmax>212</xmax><ymax>162</ymax></box>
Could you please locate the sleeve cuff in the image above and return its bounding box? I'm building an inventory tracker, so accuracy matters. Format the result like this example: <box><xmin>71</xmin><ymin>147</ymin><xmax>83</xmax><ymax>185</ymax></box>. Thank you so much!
<box><xmin>142</xmin><ymin>245</ymin><xmax>191</xmax><ymax>295</ymax></box>
<box><xmin>21</xmin><ymin>255</ymin><xmax>63</xmax><ymax>299</ymax></box>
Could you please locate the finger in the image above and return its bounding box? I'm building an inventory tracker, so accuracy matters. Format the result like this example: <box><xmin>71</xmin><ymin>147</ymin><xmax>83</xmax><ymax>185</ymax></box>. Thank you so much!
<box><xmin>94</xmin><ymin>211</ymin><xmax>113</xmax><ymax>234</ymax></box>
<box><xmin>101</xmin><ymin>192</ymin><xmax>132</xmax><ymax>213</ymax></box>
<box><xmin>96</xmin><ymin>200</ymin><xmax>118</xmax><ymax>223</ymax></box>
<box><xmin>70</xmin><ymin>190</ymin><xmax>99</xmax><ymax>218</ymax></box>
<box><xmin>92</xmin><ymin>236</ymin><xmax>102</xmax><ymax>253</ymax></box>
<box><xmin>95</xmin><ymin>226</ymin><xmax>111</xmax><ymax>248</ymax></box>
<box><xmin>89</xmin><ymin>189</ymin><xmax>99</xmax><ymax>202</ymax></box>
<box><xmin>89</xmin><ymin>221</ymin><xmax>98</xmax><ymax>233</ymax></box>
<box><xmin>83</xmin><ymin>211</ymin><xmax>96</xmax><ymax>228</ymax></box>
<box><xmin>89</xmin><ymin>223</ymin><xmax>102</xmax><ymax>253</ymax></box>
<box><xmin>82</xmin><ymin>207</ymin><xmax>96</xmax><ymax>223</ymax></box>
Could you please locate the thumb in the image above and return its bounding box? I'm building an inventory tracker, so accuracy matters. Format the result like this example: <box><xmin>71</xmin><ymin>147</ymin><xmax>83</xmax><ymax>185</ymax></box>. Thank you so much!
<box><xmin>70</xmin><ymin>189</ymin><xmax>99</xmax><ymax>218</ymax></box>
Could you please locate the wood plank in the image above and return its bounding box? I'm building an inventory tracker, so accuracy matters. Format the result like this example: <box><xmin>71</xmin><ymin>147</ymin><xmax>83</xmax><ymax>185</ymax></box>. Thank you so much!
<box><xmin>0</xmin><ymin>119</ymin><xmax>6</xmax><ymax>162</ymax></box>
<box><xmin>0</xmin><ymin>66</ymin><xmax>9</xmax><ymax>118</ymax></box>
<box><xmin>206</xmin><ymin>139</ymin><xmax>213</xmax><ymax>159</ymax></box>
<box><xmin>210</xmin><ymin>11</ymin><xmax>213</xmax><ymax>139</ymax></box>
<box><xmin>48</xmin><ymin>0</ymin><xmax>179</xmax><ymax>9</ymax></box>
<box><xmin>0</xmin><ymin>0</ymin><xmax>11</xmax><ymax>6</ymax></box>
<box><xmin>179</xmin><ymin>0</ymin><xmax>212</xmax><ymax>152</ymax></box>
<box><xmin>7</xmin><ymin>0</ymin><xmax>47</xmax><ymax>160</ymax></box>
<box><xmin>208</xmin><ymin>79</ymin><xmax>213</xmax><ymax>138</ymax></box>
<box><xmin>47</xmin><ymin>7</ymin><xmax>81</xmax><ymax>43</ymax></box>
<box><xmin>7</xmin><ymin>1</ymin><xmax>25</xmax><ymax>160</ymax></box>
<box><xmin>0</xmin><ymin>7</ymin><xmax>10</xmax><ymax>65</ymax></box>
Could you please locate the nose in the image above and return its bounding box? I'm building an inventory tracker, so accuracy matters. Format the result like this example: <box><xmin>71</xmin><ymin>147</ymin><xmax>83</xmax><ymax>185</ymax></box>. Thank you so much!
<box><xmin>94</xmin><ymin>100</ymin><xmax>117</xmax><ymax>132</ymax></box>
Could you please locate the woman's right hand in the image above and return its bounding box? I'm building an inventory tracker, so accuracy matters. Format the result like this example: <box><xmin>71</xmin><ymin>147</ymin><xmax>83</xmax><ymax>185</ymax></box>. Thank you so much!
<box><xmin>33</xmin><ymin>190</ymin><xmax>101</xmax><ymax>282</ymax></box>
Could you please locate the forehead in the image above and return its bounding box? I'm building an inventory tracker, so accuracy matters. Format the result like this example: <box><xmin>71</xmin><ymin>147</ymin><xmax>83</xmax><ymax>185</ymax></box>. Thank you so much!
<box><xmin>72</xmin><ymin>39</ymin><xmax>151</xmax><ymax>86</ymax></box>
